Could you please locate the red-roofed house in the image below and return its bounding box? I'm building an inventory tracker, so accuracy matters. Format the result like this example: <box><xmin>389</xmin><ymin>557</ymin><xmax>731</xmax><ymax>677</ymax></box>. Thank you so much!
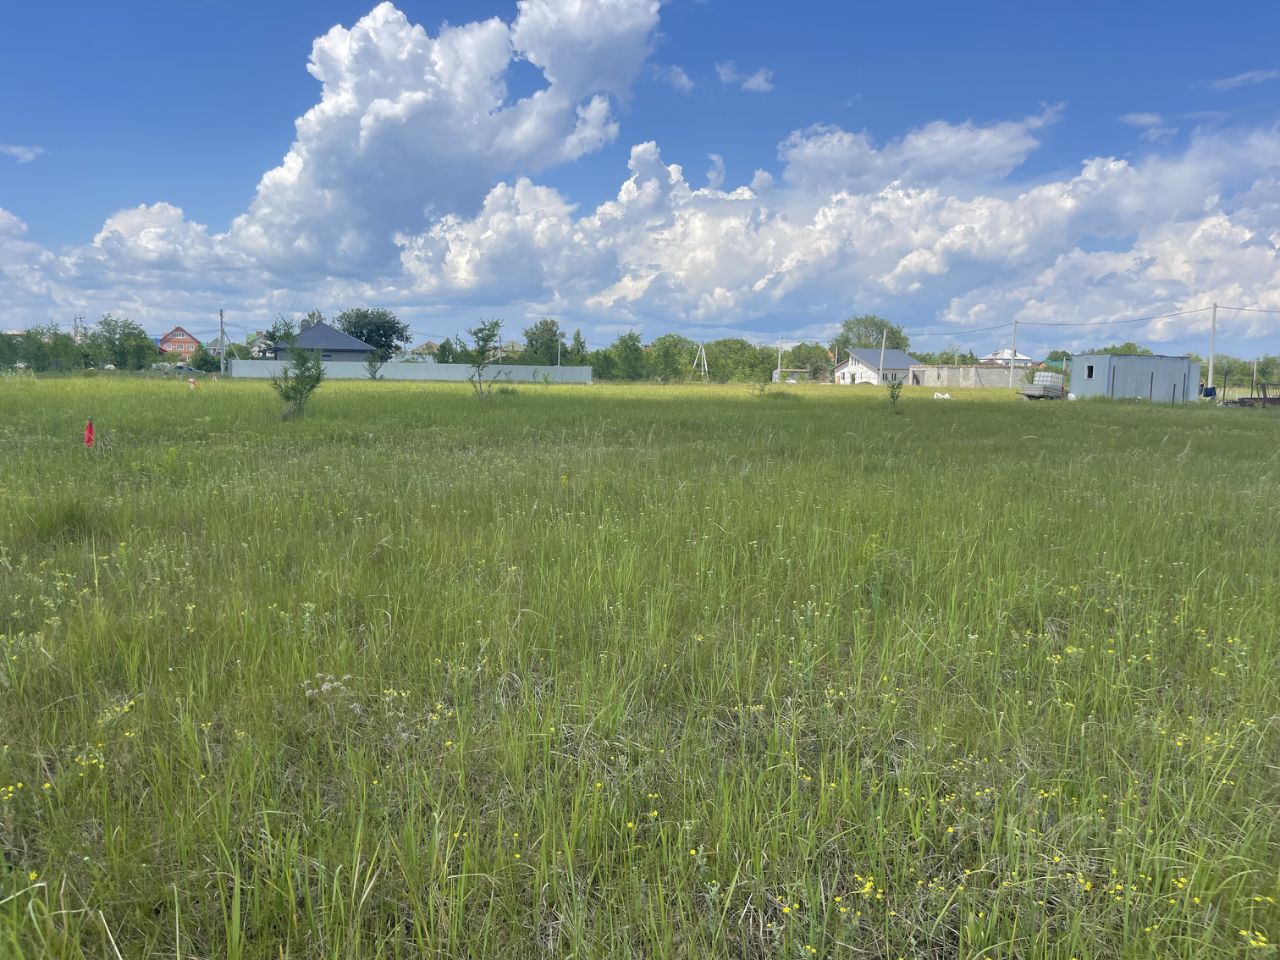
<box><xmin>158</xmin><ymin>326</ymin><xmax>201</xmax><ymax>358</ymax></box>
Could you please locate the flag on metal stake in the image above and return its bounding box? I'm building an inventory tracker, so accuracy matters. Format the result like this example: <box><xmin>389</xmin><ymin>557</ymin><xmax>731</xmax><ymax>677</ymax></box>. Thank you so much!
<box><xmin>84</xmin><ymin>418</ymin><xmax>94</xmax><ymax>448</ymax></box>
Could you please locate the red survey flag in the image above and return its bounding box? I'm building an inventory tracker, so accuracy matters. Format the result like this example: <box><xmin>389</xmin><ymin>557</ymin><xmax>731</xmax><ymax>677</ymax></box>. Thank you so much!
<box><xmin>84</xmin><ymin>419</ymin><xmax>94</xmax><ymax>447</ymax></box>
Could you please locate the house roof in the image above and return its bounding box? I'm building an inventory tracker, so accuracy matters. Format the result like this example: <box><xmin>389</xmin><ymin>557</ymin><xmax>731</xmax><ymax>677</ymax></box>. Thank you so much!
<box><xmin>979</xmin><ymin>348</ymin><xmax>1034</xmax><ymax>363</ymax></box>
<box><xmin>290</xmin><ymin>321</ymin><xmax>375</xmax><ymax>353</ymax></box>
<box><xmin>159</xmin><ymin>326</ymin><xmax>199</xmax><ymax>343</ymax></box>
<box><xmin>837</xmin><ymin>348</ymin><xmax>919</xmax><ymax>370</ymax></box>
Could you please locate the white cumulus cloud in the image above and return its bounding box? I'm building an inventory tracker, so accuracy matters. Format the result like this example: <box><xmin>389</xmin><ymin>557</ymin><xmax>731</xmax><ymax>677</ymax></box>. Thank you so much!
<box><xmin>225</xmin><ymin>0</ymin><xmax>659</xmax><ymax>274</ymax></box>
<box><xmin>652</xmin><ymin>64</ymin><xmax>694</xmax><ymax>92</ymax></box>
<box><xmin>715</xmin><ymin>60</ymin><xmax>774</xmax><ymax>93</ymax></box>
<box><xmin>0</xmin><ymin>144</ymin><xmax>43</xmax><ymax>164</ymax></box>
<box><xmin>1208</xmin><ymin>69</ymin><xmax>1280</xmax><ymax>91</ymax></box>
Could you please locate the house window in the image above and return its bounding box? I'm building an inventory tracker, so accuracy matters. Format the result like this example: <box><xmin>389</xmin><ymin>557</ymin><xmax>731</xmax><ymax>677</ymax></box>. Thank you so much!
<box><xmin>321</xmin><ymin>353</ymin><xmax>333</xmax><ymax>360</ymax></box>
<box><xmin>1086</xmin><ymin>364</ymin><xmax>1094</xmax><ymax>379</ymax></box>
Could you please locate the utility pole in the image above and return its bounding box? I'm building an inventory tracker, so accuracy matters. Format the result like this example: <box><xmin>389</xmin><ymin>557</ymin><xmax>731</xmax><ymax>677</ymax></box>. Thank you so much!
<box><xmin>693</xmin><ymin>343</ymin><xmax>709</xmax><ymax>381</ymax></box>
<box><xmin>219</xmin><ymin>308</ymin><xmax>226</xmax><ymax>376</ymax></box>
<box><xmin>1206</xmin><ymin>302</ymin><xmax>1217</xmax><ymax>399</ymax></box>
<box><xmin>877</xmin><ymin>329</ymin><xmax>887</xmax><ymax>385</ymax></box>
<box><xmin>1008</xmin><ymin>317</ymin><xmax>1019</xmax><ymax>389</ymax></box>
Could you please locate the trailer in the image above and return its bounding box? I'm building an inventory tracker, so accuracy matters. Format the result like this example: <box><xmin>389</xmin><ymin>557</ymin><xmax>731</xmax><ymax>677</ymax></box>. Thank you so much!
<box><xmin>1019</xmin><ymin>370</ymin><xmax>1066</xmax><ymax>400</ymax></box>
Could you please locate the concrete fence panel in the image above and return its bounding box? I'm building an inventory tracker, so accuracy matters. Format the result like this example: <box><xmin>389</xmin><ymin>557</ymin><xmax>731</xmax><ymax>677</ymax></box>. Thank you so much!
<box><xmin>229</xmin><ymin>359</ymin><xmax>592</xmax><ymax>384</ymax></box>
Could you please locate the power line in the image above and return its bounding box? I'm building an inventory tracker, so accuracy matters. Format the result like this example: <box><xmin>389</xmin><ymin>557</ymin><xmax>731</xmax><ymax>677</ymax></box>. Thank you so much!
<box><xmin>1219</xmin><ymin>304</ymin><xmax>1280</xmax><ymax>315</ymax></box>
<box><xmin>911</xmin><ymin>320</ymin><xmax>1013</xmax><ymax>337</ymax></box>
<box><xmin>1016</xmin><ymin>306</ymin><xmax>1212</xmax><ymax>328</ymax></box>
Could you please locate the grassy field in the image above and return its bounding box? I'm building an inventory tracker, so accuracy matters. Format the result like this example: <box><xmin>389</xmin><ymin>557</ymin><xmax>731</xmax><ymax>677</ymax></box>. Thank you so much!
<box><xmin>1</xmin><ymin>376</ymin><xmax>1278</xmax><ymax>959</ymax></box>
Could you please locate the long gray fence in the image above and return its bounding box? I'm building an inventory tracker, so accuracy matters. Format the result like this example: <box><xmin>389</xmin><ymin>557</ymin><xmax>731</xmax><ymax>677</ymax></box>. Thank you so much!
<box><xmin>909</xmin><ymin>365</ymin><xmax>1021</xmax><ymax>388</ymax></box>
<box><xmin>229</xmin><ymin>359</ymin><xmax>592</xmax><ymax>384</ymax></box>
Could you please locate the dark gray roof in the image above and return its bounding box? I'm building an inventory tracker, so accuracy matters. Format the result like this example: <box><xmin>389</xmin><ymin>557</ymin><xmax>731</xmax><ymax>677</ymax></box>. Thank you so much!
<box><xmin>843</xmin><ymin>348</ymin><xmax>919</xmax><ymax>369</ymax></box>
<box><xmin>292</xmin><ymin>321</ymin><xmax>375</xmax><ymax>353</ymax></box>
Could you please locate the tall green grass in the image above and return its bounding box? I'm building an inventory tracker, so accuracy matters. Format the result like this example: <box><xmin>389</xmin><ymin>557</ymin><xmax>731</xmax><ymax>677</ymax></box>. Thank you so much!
<box><xmin>1</xmin><ymin>377</ymin><xmax>1277</xmax><ymax>958</ymax></box>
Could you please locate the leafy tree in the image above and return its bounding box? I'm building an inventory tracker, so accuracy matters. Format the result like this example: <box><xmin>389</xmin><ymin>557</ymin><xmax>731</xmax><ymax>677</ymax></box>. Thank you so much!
<box><xmin>267</xmin><ymin>315</ymin><xmax>297</xmax><ymax>346</ymax></box>
<box><xmin>519</xmin><ymin>318</ymin><xmax>565</xmax><ymax>366</ymax></box>
<box><xmin>91</xmin><ymin>314</ymin><xmax>157</xmax><ymax>369</ymax></box>
<box><xmin>648</xmin><ymin>333</ymin><xmax>696</xmax><ymax>383</ymax></box>
<box><xmin>465</xmin><ymin>318</ymin><xmax>505</xmax><ymax>399</ymax></box>
<box><xmin>303</xmin><ymin>310</ymin><xmax>325</xmax><ymax>330</ymax></box>
<box><xmin>0</xmin><ymin>333</ymin><xmax>18</xmax><ymax>368</ymax></box>
<box><xmin>5</xmin><ymin>325</ymin><xmax>84</xmax><ymax>371</ymax></box>
<box><xmin>1045</xmin><ymin>349</ymin><xmax>1071</xmax><ymax>362</ymax></box>
<box><xmin>190</xmin><ymin>345</ymin><xmax>220</xmax><ymax>373</ymax></box>
<box><xmin>336</xmin><ymin>307</ymin><xmax>411</xmax><ymax>355</ymax></box>
<box><xmin>364</xmin><ymin>351</ymin><xmax>389</xmax><ymax>380</ymax></box>
<box><xmin>588</xmin><ymin>349</ymin><xmax>617</xmax><ymax>380</ymax></box>
<box><xmin>15</xmin><ymin>325</ymin><xmax>90</xmax><ymax>371</ymax></box>
<box><xmin>567</xmin><ymin>330</ymin><xmax>588</xmax><ymax>364</ymax></box>
<box><xmin>1207</xmin><ymin>354</ymin><xmax>1253</xmax><ymax>388</ymax></box>
<box><xmin>1090</xmin><ymin>342</ymin><xmax>1153</xmax><ymax>355</ymax></box>
<box><xmin>785</xmin><ymin>342</ymin><xmax>834</xmax><ymax>381</ymax></box>
<box><xmin>703</xmin><ymin>338</ymin><xmax>775</xmax><ymax>383</ymax></box>
<box><xmin>453</xmin><ymin>337</ymin><xmax>476</xmax><ymax>365</ymax></box>
<box><xmin>830</xmin><ymin>315</ymin><xmax>910</xmax><ymax>356</ymax></box>
<box><xmin>610</xmin><ymin>332</ymin><xmax>647</xmax><ymax>380</ymax></box>
<box><xmin>271</xmin><ymin>345</ymin><xmax>325</xmax><ymax>418</ymax></box>
<box><xmin>435</xmin><ymin>338</ymin><xmax>458</xmax><ymax>364</ymax></box>
<box><xmin>913</xmin><ymin>344</ymin><xmax>979</xmax><ymax>365</ymax></box>
<box><xmin>11</xmin><ymin>329</ymin><xmax>49</xmax><ymax>370</ymax></box>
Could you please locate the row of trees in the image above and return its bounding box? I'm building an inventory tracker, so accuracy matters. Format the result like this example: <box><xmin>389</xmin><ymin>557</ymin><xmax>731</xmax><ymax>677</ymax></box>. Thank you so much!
<box><xmin>587</xmin><ymin>315</ymin><xmax>915</xmax><ymax>382</ymax></box>
<box><xmin>428</xmin><ymin>314</ymin><xmax>920</xmax><ymax>383</ymax></box>
<box><xmin>0</xmin><ymin>316</ymin><xmax>164</xmax><ymax>372</ymax></box>
<box><xmin>10</xmin><ymin>309</ymin><xmax>1276</xmax><ymax>387</ymax></box>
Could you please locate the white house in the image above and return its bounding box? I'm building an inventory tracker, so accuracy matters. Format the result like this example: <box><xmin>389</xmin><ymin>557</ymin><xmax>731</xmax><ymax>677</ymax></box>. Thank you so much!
<box><xmin>979</xmin><ymin>348</ymin><xmax>1035</xmax><ymax>367</ymax></box>
<box><xmin>834</xmin><ymin>348</ymin><xmax>919</xmax><ymax>385</ymax></box>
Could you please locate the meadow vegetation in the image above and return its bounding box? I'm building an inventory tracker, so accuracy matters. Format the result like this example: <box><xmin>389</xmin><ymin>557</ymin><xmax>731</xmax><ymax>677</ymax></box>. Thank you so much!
<box><xmin>1</xmin><ymin>377</ymin><xmax>1278</xmax><ymax>958</ymax></box>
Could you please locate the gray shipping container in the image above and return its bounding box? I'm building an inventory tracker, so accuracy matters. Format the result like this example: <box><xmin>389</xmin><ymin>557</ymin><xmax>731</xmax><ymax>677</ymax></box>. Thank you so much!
<box><xmin>1071</xmin><ymin>354</ymin><xmax>1198</xmax><ymax>403</ymax></box>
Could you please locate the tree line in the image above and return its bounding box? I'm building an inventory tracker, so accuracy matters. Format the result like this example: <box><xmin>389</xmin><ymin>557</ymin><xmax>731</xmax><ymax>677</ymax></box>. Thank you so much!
<box><xmin>0</xmin><ymin>316</ymin><xmax>164</xmax><ymax>372</ymax></box>
<box><xmin>7</xmin><ymin>310</ymin><xmax>1275</xmax><ymax>387</ymax></box>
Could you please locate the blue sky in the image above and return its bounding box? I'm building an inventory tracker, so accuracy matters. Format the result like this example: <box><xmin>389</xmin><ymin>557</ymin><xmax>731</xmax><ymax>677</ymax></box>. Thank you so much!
<box><xmin>3</xmin><ymin>0</ymin><xmax>1279</xmax><ymax>356</ymax></box>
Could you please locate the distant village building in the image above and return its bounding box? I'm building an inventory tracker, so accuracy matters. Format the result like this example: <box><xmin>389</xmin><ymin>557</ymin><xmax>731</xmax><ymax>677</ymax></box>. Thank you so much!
<box><xmin>834</xmin><ymin>348</ymin><xmax>919</xmax><ymax>385</ymax></box>
<box><xmin>271</xmin><ymin>321</ymin><xmax>375</xmax><ymax>362</ymax></box>
<box><xmin>247</xmin><ymin>332</ymin><xmax>274</xmax><ymax>358</ymax></box>
<box><xmin>1071</xmin><ymin>353</ymin><xmax>1199</xmax><ymax>403</ymax></box>
<box><xmin>979</xmin><ymin>348</ymin><xmax>1035</xmax><ymax>367</ymax></box>
<box><xmin>409</xmin><ymin>341</ymin><xmax>439</xmax><ymax>358</ymax></box>
<box><xmin>158</xmin><ymin>326</ymin><xmax>200</xmax><ymax>358</ymax></box>
<box><xmin>493</xmin><ymin>339</ymin><xmax>524</xmax><ymax>362</ymax></box>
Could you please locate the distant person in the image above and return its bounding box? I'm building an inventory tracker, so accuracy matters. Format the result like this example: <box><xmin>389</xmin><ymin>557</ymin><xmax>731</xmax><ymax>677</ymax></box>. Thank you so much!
<box><xmin>1198</xmin><ymin>379</ymin><xmax>1205</xmax><ymax>397</ymax></box>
